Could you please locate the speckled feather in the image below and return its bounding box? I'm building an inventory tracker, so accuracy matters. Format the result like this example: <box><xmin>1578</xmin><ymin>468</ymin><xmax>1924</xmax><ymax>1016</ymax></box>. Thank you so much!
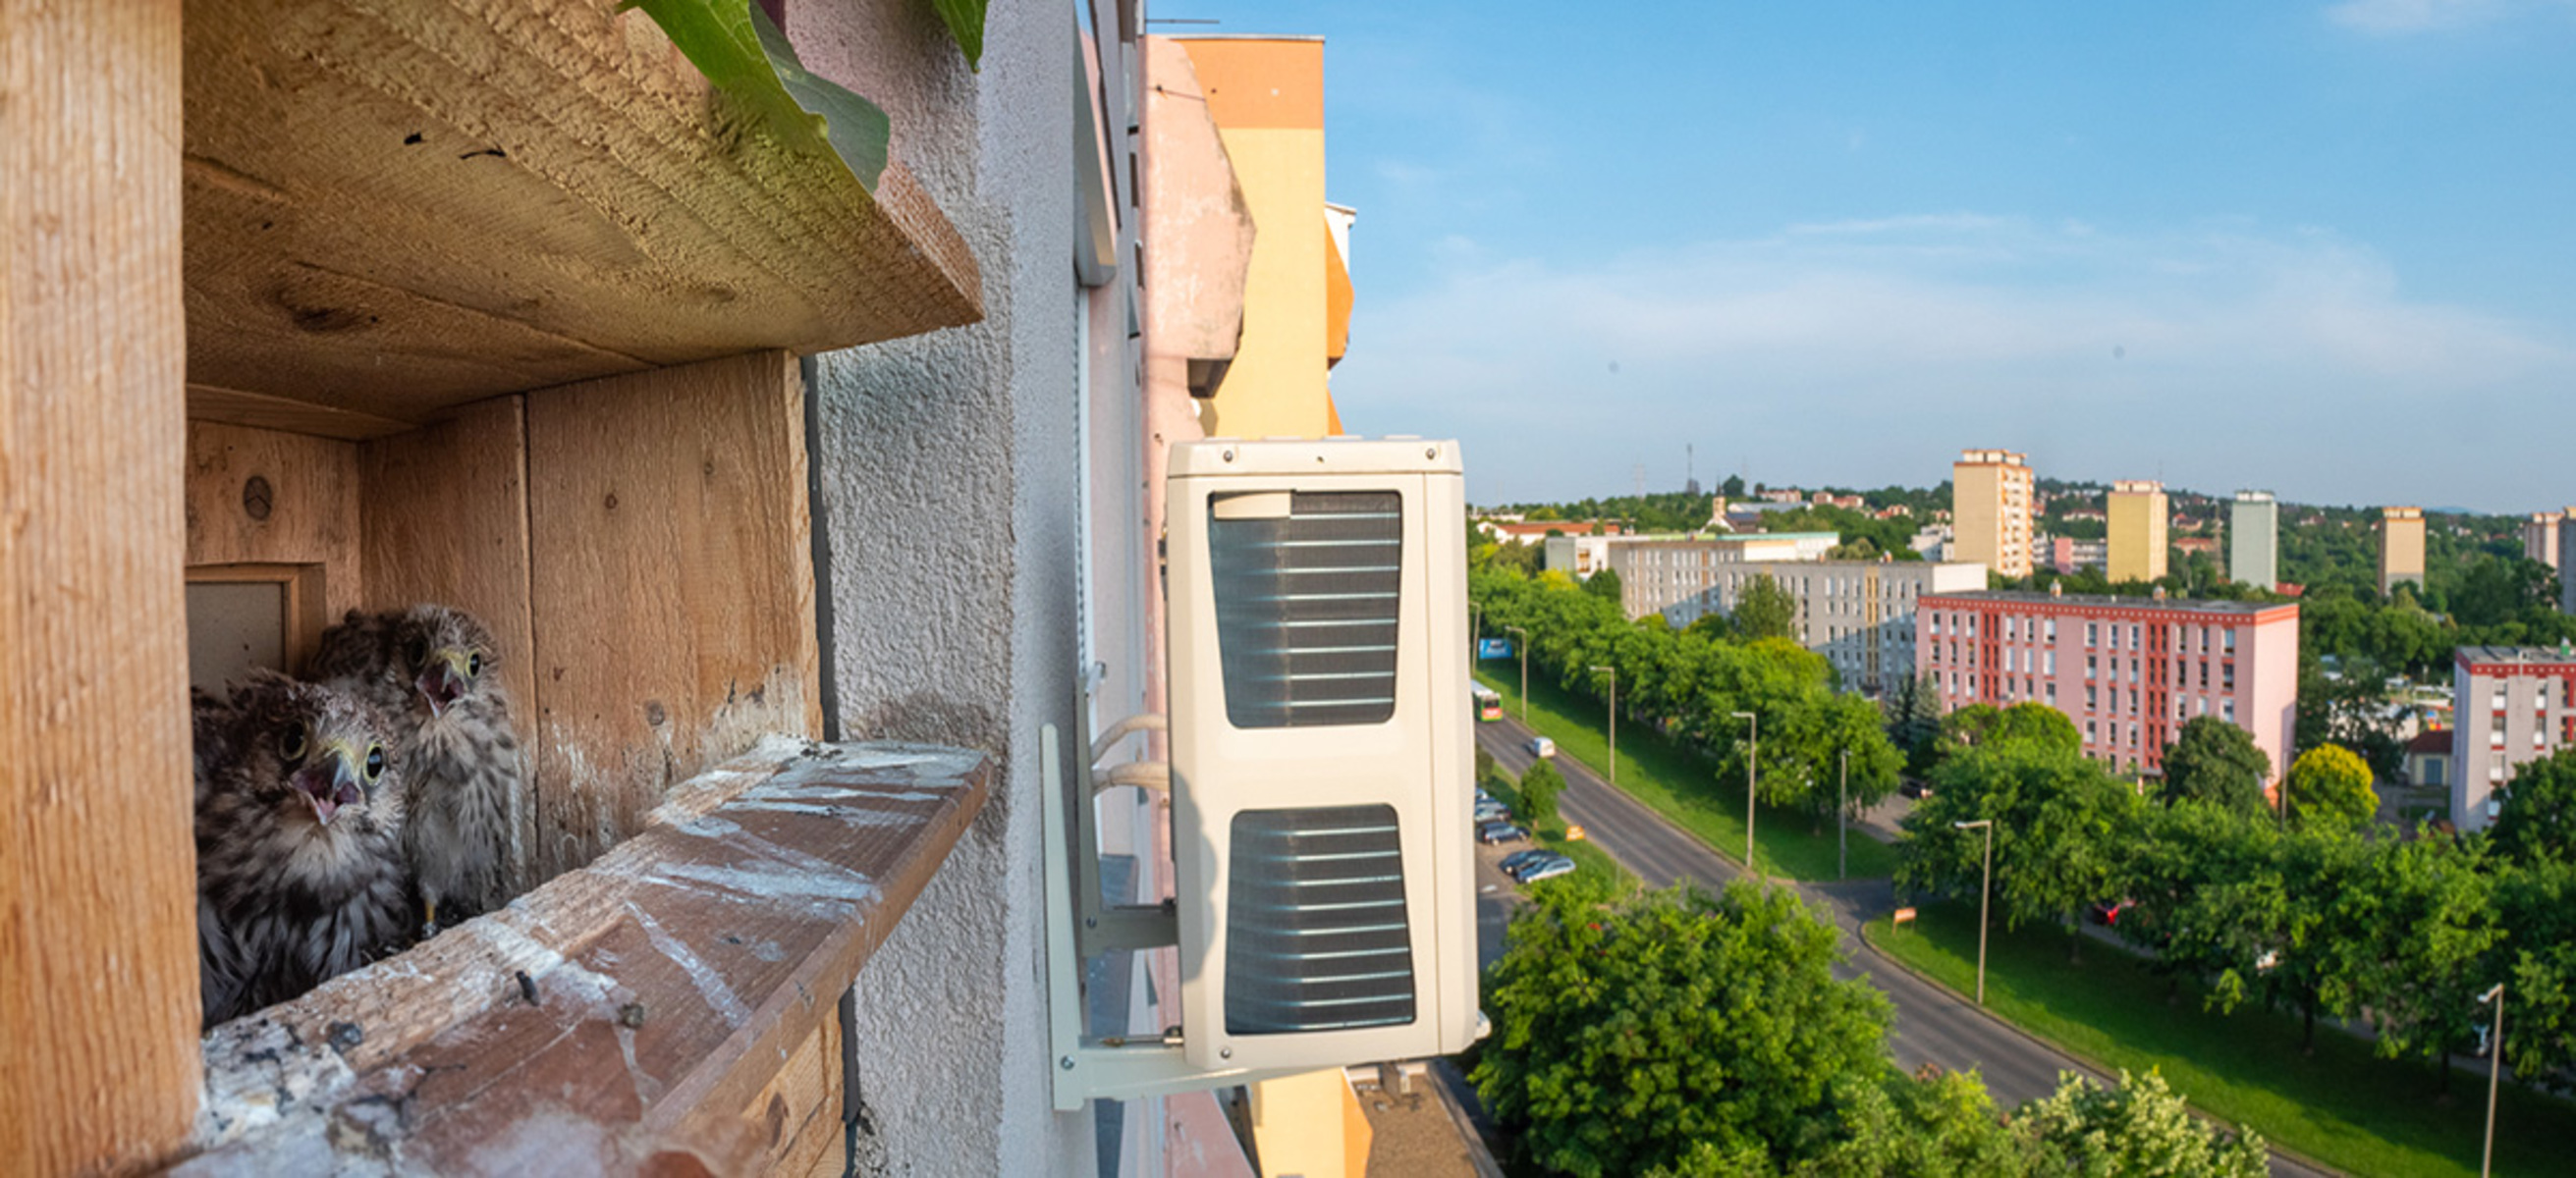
<box><xmin>194</xmin><ymin>672</ymin><xmax>413</xmax><ymax>1027</ymax></box>
<box><xmin>313</xmin><ymin>605</ymin><xmax>525</xmax><ymax>928</ymax></box>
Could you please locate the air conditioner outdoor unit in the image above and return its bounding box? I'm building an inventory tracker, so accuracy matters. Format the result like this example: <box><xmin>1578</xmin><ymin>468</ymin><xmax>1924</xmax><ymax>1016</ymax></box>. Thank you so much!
<box><xmin>1164</xmin><ymin>437</ymin><xmax>1477</xmax><ymax>1071</ymax></box>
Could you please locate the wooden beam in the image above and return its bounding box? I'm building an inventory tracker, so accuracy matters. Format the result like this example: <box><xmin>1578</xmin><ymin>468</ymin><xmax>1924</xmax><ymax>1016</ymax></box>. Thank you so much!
<box><xmin>188</xmin><ymin>384</ymin><xmax>415</xmax><ymax>441</ymax></box>
<box><xmin>185</xmin><ymin>740</ymin><xmax>992</xmax><ymax>1173</ymax></box>
<box><xmin>360</xmin><ymin>396</ymin><xmax>542</xmax><ymax>891</ymax></box>
<box><xmin>0</xmin><ymin>2</ymin><xmax>201</xmax><ymax>1172</ymax></box>
<box><xmin>182</xmin><ymin>0</ymin><xmax>982</xmax><ymax>418</ymax></box>
<box><xmin>185</xmin><ymin>421</ymin><xmax>366</xmax><ymax>622</ymax></box>
<box><xmin>524</xmin><ymin>351</ymin><xmax>823</xmax><ymax>881</ymax></box>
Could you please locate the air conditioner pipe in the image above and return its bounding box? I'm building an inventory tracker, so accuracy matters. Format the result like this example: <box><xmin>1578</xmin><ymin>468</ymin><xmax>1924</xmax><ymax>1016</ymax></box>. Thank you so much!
<box><xmin>1090</xmin><ymin>713</ymin><xmax>1169</xmax><ymax>766</ymax></box>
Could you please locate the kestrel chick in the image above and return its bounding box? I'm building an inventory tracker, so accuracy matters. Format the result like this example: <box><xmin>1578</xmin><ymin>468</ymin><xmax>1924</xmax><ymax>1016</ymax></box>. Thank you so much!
<box><xmin>195</xmin><ymin>672</ymin><xmax>412</xmax><ymax>1027</ymax></box>
<box><xmin>312</xmin><ymin>604</ymin><xmax>524</xmax><ymax>935</ymax></box>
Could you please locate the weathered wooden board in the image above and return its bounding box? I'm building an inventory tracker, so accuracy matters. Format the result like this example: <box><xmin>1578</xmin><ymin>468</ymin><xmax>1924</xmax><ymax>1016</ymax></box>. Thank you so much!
<box><xmin>189</xmin><ymin>383</ymin><xmax>413</xmax><ymax>442</ymax></box>
<box><xmin>183</xmin><ymin>741</ymin><xmax>991</xmax><ymax>1176</ymax></box>
<box><xmin>359</xmin><ymin>395</ymin><xmax>542</xmax><ymax>889</ymax></box>
<box><xmin>185</xmin><ymin>420</ymin><xmax>366</xmax><ymax>623</ymax></box>
<box><xmin>744</xmin><ymin>998</ymin><xmax>846</xmax><ymax>1177</ymax></box>
<box><xmin>0</xmin><ymin>3</ymin><xmax>202</xmax><ymax>1172</ymax></box>
<box><xmin>524</xmin><ymin>350</ymin><xmax>823</xmax><ymax>881</ymax></box>
<box><xmin>181</xmin><ymin>0</ymin><xmax>981</xmax><ymax>418</ymax></box>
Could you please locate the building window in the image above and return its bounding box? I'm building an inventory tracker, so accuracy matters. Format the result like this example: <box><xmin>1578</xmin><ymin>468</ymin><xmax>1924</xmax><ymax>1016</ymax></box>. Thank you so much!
<box><xmin>2045</xmin><ymin>651</ymin><xmax>2056</xmax><ymax>674</ymax></box>
<box><xmin>2222</xmin><ymin>699</ymin><xmax>2236</xmax><ymax>723</ymax></box>
<box><xmin>2086</xmin><ymin>656</ymin><xmax>2097</xmax><ymax>679</ymax></box>
<box><xmin>2222</xmin><ymin>628</ymin><xmax>2235</xmax><ymax>654</ymax></box>
<box><xmin>2046</xmin><ymin>619</ymin><xmax>2056</xmax><ymax>642</ymax></box>
<box><xmin>2087</xmin><ymin>685</ymin><xmax>2098</xmax><ymax>709</ymax></box>
<box><xmin>2087</xmin><ymin>622</ymin><xmax>2098</xmax><ymax>647</ymax></box>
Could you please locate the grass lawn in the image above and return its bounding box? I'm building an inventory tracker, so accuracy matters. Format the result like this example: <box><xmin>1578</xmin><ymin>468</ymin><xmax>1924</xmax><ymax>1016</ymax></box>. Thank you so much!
<box><xmin>1864</xmin><ymin>901</ymin><xmax>2576</xmax><ymax>1178</ymax></box>
<box><xmin>1476</xmin><ymin>666</ymin><xmax>1899</xmax><ymax>883</ymax></box>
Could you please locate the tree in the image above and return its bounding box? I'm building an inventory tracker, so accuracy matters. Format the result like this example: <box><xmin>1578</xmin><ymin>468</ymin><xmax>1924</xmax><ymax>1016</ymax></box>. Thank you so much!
<box><xmin>2494</xmin><ymin>745</ymin><xmax>2576</xmax><ymax>863</ymax></box>
<box><xmin>1889</xmin><ymin>672</ymin><xmax>1945</xmax><ymax>776</ymax></box>
<box><xmin>1474</xmin><ymin>884</ymin><xmax>1892</xmax><ymax>1177</ymax></box>
<box><xmin>1787</xmin><ymin>1068</ymin><xmax>2031</xmax><ymax>1177</ymax></box>
<box><xmin>2160</xmin><ymin>717</ymin><xmax>2273</xmax><ymax>815</ymax></box>
<box><xmin>1899</xmin><ymin>740</ymin><xmax>2140</xmax><ymax>961</ymax></box>
<box><xmin>1721</xmin><ymin>473</ymin><xmax>1746</xmax><ymax>498</ymax></box>
<box><xmin>2285</xmin><ymin>744</ymin><xmax>2377</xmax><ymax>830</ymax></box>
<box><xmin>2019</xmin><ymin>1070</ymin><xmax>2268</xmax><ymax>1177</ymax></box>
<box><xmin>1517</xmin><ymin>757</ymin><xmax>1564</xmax><ymax>828</ymax></box>
<box><xmin>1584</xmin><ymin>565</ymin><xmax>1624</xmax><ymax>602</ymax></box>
<box><xmin>2495</xmin><ymin>858</ymin><xmax>2576</xmax><ymax>1092</ymax></box>
<box><xmin>1730</xmin><ymin>573</ymin><xmax>1798</xmax><ymax>642</ymax></box>
<box><xmin>1930</xmin><ymin>701</ymin><xmax>2078</xmax><ymax>770</ymax></box>
<box><xmin>2326</xmin><ymin>834</ymin><xmax>2504</xmax><ymax>1095</ymax></box>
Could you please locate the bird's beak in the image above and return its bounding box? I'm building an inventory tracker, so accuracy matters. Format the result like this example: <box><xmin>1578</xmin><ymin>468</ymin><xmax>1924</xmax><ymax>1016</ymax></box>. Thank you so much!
<box><xmin>415</xmin><ymin>649</ymin><xmax>470</xmax><ymax>717</ymax></box>
<box><xmin>293</xmin><ymin>743</ymin><xmax>366</xmax><ymax>827</ymax></box>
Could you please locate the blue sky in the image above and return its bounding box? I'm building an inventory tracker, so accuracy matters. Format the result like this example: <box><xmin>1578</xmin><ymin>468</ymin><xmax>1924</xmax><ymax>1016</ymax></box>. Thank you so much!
<box><xmin>1155</xmin><ymin>0</ymin><xmax>2576</xmax><ymax>512</ymax></box>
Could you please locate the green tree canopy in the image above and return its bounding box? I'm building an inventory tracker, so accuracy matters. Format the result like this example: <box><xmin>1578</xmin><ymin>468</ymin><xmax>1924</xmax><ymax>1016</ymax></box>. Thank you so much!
<box><xmin>2285</xmin><ymin>744</ymin><xmax>2377</xmax><ymax>830</ymax></box>
<box><xmin>1474</xmin><ymin>884</ymin><xmax>1892</xmax><ymax>1177</ymax></box>
<box><xmin>1517</xmin><ymin>757</ymin><xmax>1565</xmax><ymax>828</ymax></box>
<box><xmin>2019</xmin><ymin>1070</ymin><xmax>2269</xmax><ymax>1177</ymax></box>
<box><xmin>1583</xmin><ymin>565</ymin><xmax>1623</xmax><ymax>602</ymax></box>
<box><xmin>2494</xmin><ymin>745</ymin><xmax>2576</xmax><ymax>863</ymax></box>
<box><xmin>2160</xmin><ymin>716</ymin><xmax>2274</xmax><ymax>816</ymax></box>
<box><xmin>1900</xmin><ymin>740</ymin><xmax>2141</xmax><ymax>958</ymax></box>
<box><xmin>1730</xmin><ymin>574</ymin><xmax>1799</xmax><ymax>642</ymax></box>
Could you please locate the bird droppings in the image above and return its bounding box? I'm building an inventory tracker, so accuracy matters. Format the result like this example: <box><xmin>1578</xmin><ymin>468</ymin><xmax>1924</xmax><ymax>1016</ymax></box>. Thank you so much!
<box><xmin>619</xmin><ymin>1002</ymin><xmax>648</xmax><ymax>1029</ymax></box>
<box><xmin>327</xmin><ymin>1022</ymin><xmax>365</xmax><ymax>1053</ymax></box>
<box><xmin>628</xmin><ymin>900</ymin><xmax>749</xmax><ymax>1025</ymax></box>
<box><xmin>515</xmin><ymin>970</ymin><xmax>541</xmax><ymax>1005</ymax></box>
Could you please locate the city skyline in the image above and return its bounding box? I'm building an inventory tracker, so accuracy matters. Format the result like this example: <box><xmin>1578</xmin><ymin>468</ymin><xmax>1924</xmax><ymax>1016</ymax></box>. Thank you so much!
<box><xmin>1157</xmin><ymin>1</ymin><xmax>2576</xmax><ymax>512</ymax></box>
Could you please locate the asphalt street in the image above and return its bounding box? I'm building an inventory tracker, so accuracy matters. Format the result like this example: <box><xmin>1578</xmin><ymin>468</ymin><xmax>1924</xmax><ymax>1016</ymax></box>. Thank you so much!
<box><xmin>1471</xmin><ymin>712</ymin><xmax>2329</xmax><ymax>1177</ymax></box>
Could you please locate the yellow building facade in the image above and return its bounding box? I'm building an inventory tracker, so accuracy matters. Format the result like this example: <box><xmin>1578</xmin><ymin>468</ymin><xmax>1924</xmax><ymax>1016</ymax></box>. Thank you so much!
<box><xmin>1177</xmin><ymin>36</ymin><xmax>1347</xmax><ymax>439</ymax></box>
<box><xmin>2108</xmin><ymin>480</ymin><xmax>2168</xmax><ymax>584</ymax></box>
<box><xmin>1951</xmin><ymin>449</ymin><xmax>2034</xmax><ymax>578</ymax></box>
<box><xmin>2382</xmin><ymin>507</ymin><xmax>2427</xmax><ymax>594</ymax></box>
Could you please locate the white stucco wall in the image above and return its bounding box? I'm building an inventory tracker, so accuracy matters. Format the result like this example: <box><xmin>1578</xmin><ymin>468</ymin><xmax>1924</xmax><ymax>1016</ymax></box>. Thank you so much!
<box><xmin>795</xmin><ymin>1</ymin><xmax>1092</xmax><ymax>1173</ymax></box>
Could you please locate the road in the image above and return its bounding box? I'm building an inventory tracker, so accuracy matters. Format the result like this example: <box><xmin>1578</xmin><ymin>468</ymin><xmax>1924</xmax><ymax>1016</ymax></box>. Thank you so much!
<box><xmin>1473</xmin><ymin>713</ymin><xmax>2329</xmax><ymax>1177</ymax></box>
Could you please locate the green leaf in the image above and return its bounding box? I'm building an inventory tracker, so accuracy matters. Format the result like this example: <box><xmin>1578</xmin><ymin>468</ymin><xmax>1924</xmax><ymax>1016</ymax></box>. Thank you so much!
<box><xmin>927</xmin><ymin>0</ymin><xmax>988</xmax><ymax>71</ymax></box>
<box><xmin>626</xmin><ymin>0</ymin><xmax>890</xmax><ymax>191</ymax></box>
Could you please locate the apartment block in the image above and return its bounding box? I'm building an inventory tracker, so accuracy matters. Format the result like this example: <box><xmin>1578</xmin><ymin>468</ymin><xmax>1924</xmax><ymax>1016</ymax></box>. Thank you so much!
<box><xmin>2047</xmin><ymin>535</ymin><xmax>2107</xmax><ymax>575</ymax></box>
<box><xmin>1645</xmin><ymin>560</ymin><xmax>1987</xmax><ymax>693</ymax></box>
<box><xmin>1603</xmin><ymin>532</ymin><xmax>1843</xmax><ymax>616</ymax></box>
<box><xmin>2380</xmin><ymin>507</ymin><xmax>2426</xmax><ymax>595</ymax></box>
<box><xmin>2523</xmin><ymin>511</ymin><xmax>2562</xmax><ymax>571</ymax></box>
<box><xmin>2231</xmin><ymin>491</ymin><xmax>2278</xmax><ymax>589</ymax></box>
<box><xmin>2108</xmin><ymin>480</ymin><xmax>2168</xmax><ymax>584</ymax></box>
<box><xmin>2450</xmin><ymin>646</ymin><xmax>2576</xmax><ymax>832</ymax></box>
<box><xmin>1951</xmin><ymin>449</ymin><xmax>2035</xmax><ymax>578</ymax></box>
<box><xmin>1916</xmin><ymin>589</ymin><xmax>2302</xmax><ymax>778</ymax></box>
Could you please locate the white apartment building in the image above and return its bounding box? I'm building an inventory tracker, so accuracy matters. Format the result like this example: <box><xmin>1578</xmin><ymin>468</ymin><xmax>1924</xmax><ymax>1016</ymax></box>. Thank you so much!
<box><xmin>1642</xmin><ymin>558</ymin><xmax>1987</xmax><ymax>694</ymax></box>
<box><xmin>1605</xmin><ymin>533</ymin><xmax>1844</xmax><ymax>613</ymax></box>
<box><xmin>2450</xmin><ymin>645</ymin><xmax>2576</xmax><ymax>832</ymax></box>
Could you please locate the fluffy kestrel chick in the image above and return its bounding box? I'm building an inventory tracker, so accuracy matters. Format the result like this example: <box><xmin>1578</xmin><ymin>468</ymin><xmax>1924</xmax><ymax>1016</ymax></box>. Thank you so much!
<box><xmin>194</xmin><ymin>672</ymin><xmax>412</xmax><ymax>1027</ymax></box>
<box><xmin>312</xmin><ymin>604</ymin><xmax>524</xmax><ymax>936</ymax></box>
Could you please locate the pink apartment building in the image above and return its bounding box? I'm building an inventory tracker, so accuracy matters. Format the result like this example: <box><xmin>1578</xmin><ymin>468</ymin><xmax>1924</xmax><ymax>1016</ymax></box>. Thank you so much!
<box><xmin>1916</xmin><ymin>589</ymin><xmax>2302</xmax><ymax>779</ymax></box>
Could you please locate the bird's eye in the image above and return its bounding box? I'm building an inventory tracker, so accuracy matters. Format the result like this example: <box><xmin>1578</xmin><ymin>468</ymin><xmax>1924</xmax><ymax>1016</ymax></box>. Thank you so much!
<box><xmin>363</xmin><ymin>744</ymin><xmax>386</xmax><ymax>781</ymax></box>
<box><xmin>279</xmin><ymin>723</ymin><xmax>308</xmax><ymax>763</ymax></box>
<box><xmin>467</xmin><ymin>652</ymin><xmax>484</xmax><ymax>677</ymax></box>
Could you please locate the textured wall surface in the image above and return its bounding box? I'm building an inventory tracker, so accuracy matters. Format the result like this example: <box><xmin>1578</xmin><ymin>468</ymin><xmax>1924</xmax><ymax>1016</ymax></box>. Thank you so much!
<box><xmin>797</xmin><ymin>0</ymin><xmax>1089</xmax><ymax>1172</ymax></box>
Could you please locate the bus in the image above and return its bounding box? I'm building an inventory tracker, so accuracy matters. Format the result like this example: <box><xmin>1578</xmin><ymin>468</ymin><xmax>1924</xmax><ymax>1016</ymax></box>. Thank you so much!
<box><xmin>1470</xmin><ymin>681</ymin><xmax>1504</xmax><ymax>723</ymax></box>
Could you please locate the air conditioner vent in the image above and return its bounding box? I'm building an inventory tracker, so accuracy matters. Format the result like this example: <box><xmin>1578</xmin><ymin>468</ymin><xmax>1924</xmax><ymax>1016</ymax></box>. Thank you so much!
<box><xmin>1225</xmin><ymin>805</ymin><xmax>1416</xmax><ymax>1035</ymax></box>
<box><xmin>1207</xmin><ymin>491</ymin><xmax>1403</xmax><ymax>728</ymax></box>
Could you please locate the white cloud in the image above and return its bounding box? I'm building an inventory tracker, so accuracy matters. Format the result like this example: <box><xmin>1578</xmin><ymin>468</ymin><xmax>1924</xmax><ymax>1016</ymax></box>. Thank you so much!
<box><xmin>1329</xmin><ymin>216</ymin><xmax>2576</xmax><ymax>510</ymax></box>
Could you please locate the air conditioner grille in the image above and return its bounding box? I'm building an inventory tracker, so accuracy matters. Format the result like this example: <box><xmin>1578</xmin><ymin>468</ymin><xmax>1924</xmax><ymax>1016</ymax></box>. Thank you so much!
<box><xmin>1225</xmin><ymin>805</ymin><xmax>1417</xmax><ymax>1036</ymax></box>
<box><xmin>1208</xmin><ymin>490</ymin><xmax>1403</xmax><ymax>728</ymax></box>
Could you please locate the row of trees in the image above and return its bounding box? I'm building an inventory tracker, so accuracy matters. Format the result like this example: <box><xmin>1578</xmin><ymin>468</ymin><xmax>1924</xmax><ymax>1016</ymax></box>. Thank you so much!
<box><xmin>1476</xmin><ymin>884</ymin><xmax>2269</xmax><ymax>1176</ymax></box>
<box><xmin>1470</xmin><ymin>563</ymin><xmax>1902</xmax><ymax>829</ymax></box>
<box><xmin>1900</xmin><ymin>711</ymin><xmax>2576</xmax><ymax>1092</ymax></box>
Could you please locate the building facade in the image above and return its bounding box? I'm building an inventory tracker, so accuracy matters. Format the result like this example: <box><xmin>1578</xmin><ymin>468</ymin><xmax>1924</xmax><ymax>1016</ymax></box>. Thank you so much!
<box><xmin>2448</xmin><ymin>646</ymin><xmax>2576</xmax><ymax>833</ymax></box>
<box><xmin>2524</xmin><ymin>511</ymin><xmax>2563</xmax><ymax>571</ymax></box>
<box><xmin>2231</xmin><ymin>491</ymin><xmax>2278</xmax><ymax>590</ymax></box>
<box><xmin>2380</xmin><ymin>507</ymin><xmax>2426</xmax><ymax>595</ymax></box>
<box><xmin>2107</xmin><ymin>480</ymin><xmax>2168</xmax><ymax>584</ymax></box>
<box><xmin>1603</xmin><ymin>533</ymin><xmax>1844</xmax><ymax>616</ymax></box>
<box><xmin>1649</xmin><ymin>560</ymin><xmax>1986</xmax><ymax>694</ymax></box>
<box><xmin>2048</xmin><ymin>535</ymin><xmax>2107</xmax><ymax>575</ymax></box>
<box><xmin>1915</xmin><ymin>590</ymin><xmax>2302</xmax><ymax>779</ymax></box>
<box><xmin>1951</xmin><ymin>449</ymin><xmax>2035</xmax><ymax>577</ymax></box>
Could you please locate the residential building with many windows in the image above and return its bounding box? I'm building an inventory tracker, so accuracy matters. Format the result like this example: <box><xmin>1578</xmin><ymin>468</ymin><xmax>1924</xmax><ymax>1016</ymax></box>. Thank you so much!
<box><xmin>2449</xmin><ymin>646</ymin><xmax>2576</xmax><ymax>832</ymax></box>
<box><xmin>1951</xmin><ymin>449</ymin><xmax>2035</xmax><ymax>577</ymax></box>
<box><xmin>2523</xmin><ymin>510</ymin><xmax>2564</xmax><ymax>571</ymax></box>
<box><xmin>1600</xmin><ymin>532</ymin><xmax>1842</xmax><ymax>616</ymax></box>
<box><xmin>2108</xmin><ymin>480</ymin><xmax>2168</xmax><ymax>584</ymax></box>
<box><xmin>1646</xmin><ymin>559</ymin><xmax>1988</xmax><ymax>694</ymax></box>
<box><xmin>1915</xmin><ymin>589</ymin><xmax>2301</xmax><ymax>778</ymax></box>
<box><xmin>2231</xmin><ymin>491</ymin><xmax>2278</xmax><ymax>590</ymax></box>
<box><xmin>2381</xmin><ymin>506</ymin><xmax>2426</xmax><ymax>595</ymax></box>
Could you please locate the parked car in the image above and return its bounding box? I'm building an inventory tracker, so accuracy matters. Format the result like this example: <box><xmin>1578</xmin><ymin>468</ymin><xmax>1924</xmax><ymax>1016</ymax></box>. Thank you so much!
<box><xmin>1899</xmin><ymin>778</ymin><xmax>1934</xmax><ymax>800</ymax></box>
<box><xmin>1515</xmin><ymin>855</ymin><xmax>1578</xmax><ymax>884</ymax></box>
<box><xmin>1528</xmin><ymin>736</ymin><xmax>1556</xmax><ymax>758</ymax></box>
<box><xmin>1474</xmin><ymin>799</ymin><xmax>1512</xmax><ymax>823</ymax></box>
<box><xmin>1477</xmin><ymin>821</ymin><xmax>1529</xmax><ymax>845</ymax></box>
<box><xmin>1497</xmin><ymin>848</ymin><xmax>1553</xmax><ymax>875</ymax></box>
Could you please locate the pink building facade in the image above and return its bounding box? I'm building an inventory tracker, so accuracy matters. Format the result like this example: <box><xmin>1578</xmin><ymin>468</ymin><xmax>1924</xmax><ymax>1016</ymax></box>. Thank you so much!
<box><xmin>1916</xmin><ymin>590</ymin><xmax>2302</xmax><ymax>780</ymax></box>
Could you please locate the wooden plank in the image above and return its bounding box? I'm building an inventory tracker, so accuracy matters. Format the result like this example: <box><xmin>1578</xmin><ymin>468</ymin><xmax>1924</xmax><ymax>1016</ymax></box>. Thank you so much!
<box><xmin>359</xmin><ymin>395</ymin><xmax>541</xmax><ymax>891</ymax></box>
<box><xmin>745</xmin><ymin>1012</ymin><xmax>845</xmax><ymax>1177</ymax></box>
<box><xmin>184</xmin><ymin>741</ymin><xmax>992</xmax><ymax>1174</ymax></box>
<box><xmin>0</xmin><ymin>2</ymin><xmax>201</xmax><ymax>1172</ymax></box>
<box><xmin>182</xmin><ymin>0</ymin><xmax>982</xmax><ymax>416</ymax></box>
<box><xmin>186</xmin><ymin>420</ymin><xmax>365</xmax><ymax>623</ymax></box>
<box><xmin>188</xmin><ymin>383</ymin><xmax>415</xmax><ymax>441</ymax></box>
<box><xmin>524</xmin><ymin>351</ymin><xmax>823</xmax><ymax>881</ymax></box>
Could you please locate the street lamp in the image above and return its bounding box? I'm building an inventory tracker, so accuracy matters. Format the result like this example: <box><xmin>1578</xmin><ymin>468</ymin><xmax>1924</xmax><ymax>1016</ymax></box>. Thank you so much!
<box><xmin>1731</xmin><ymin>711</ymin><xmax>1758</xmax><ymax>884</ymax></box>
<box><xmin>2480</xmin><ymin>982</ymin><xmax>2506</xmax><ymax>1178</ymax></box>
<box><xmin>1954</xmin><ymin>819</ymin><xmax>1995</xmax><ymax>1006</ymax></box>
<box><xmin>1590</xmin><ymin>666</ymin><xmax>1617</xmax><ymax>788</ymax></box>
<box><xmin>1506</xmin><ymin>626</ymin><xmax>1529</xmax><ymax>723</ymax></box>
